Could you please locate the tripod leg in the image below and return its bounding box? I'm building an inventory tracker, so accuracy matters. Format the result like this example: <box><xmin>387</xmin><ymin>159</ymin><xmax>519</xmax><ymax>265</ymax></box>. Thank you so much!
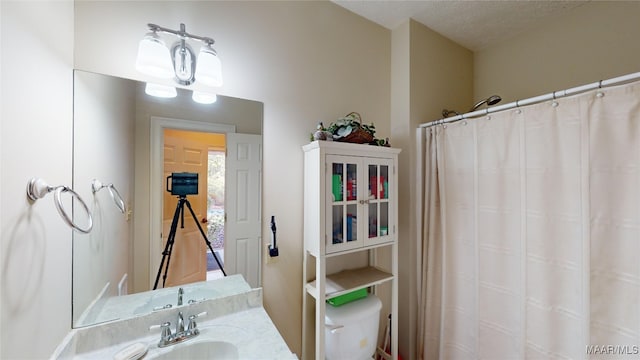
<box><xmin>153</xmin><ymin>230</ymin><xmax>174</xmax><ymax>290</ymax></box>
<box><xmin>163</xmin><ymin>198</ymin><xmax>186</xmax><ymax>287</ymax></box>
<box><xmin>161</xmin><ymin>236</ymin><xmax>176</xmax><ymax>288</ymax></box>
<box><xmin>153</xmin><ymin>198</ymin><xmax>184</xmax><ymax>289</ymax></box>
<box><xmin>184</xmin><ymin>199</ymin><xmax>227</xmax><ymax>276</ymax></box>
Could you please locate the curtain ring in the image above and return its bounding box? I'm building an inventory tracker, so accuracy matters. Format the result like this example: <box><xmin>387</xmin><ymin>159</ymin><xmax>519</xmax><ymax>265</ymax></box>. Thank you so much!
<box><xmin>551</xmin><ymin>92</ymin><xmax>559</xmax><ymax>107</ymax></box>
<box><xmin>596</xmin><ymin>80</ymin><xmax>605</xmax><ymax>98</ymax></box>
<box><xmin>514</xmin><ymin>100</ymin><xmax>522</xmax><ymax>114</ymax></box>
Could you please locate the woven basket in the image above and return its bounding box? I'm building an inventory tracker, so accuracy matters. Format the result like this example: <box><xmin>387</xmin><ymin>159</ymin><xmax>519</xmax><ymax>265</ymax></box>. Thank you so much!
<box><xmin>338</xmin><ymin>127</ymin><xmax>374</xmax><ymax>144</ymax></box>
<box><xmin>336</xmin><ymin>112</ymin><xmax>374</xmax><ymax>144</ymax></box>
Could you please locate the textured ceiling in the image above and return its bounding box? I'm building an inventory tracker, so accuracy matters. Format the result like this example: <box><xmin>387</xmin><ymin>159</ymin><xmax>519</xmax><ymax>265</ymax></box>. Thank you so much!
<box><xmin>332</xmin><ymin>0</ymin><xmax>589</xmax><ymax>51</ymax></box>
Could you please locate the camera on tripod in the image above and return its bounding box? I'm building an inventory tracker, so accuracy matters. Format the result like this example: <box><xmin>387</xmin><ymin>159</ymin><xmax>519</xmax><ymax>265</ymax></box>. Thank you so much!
<box><xmin>166</xmin><ymin>172</ymin><xmax>198</xmax><ymax>196</ymax></box>
<box><xmin>155</xmin><ymin>171</ymin><xmax>226</xmax><ymax>290</ymax></box>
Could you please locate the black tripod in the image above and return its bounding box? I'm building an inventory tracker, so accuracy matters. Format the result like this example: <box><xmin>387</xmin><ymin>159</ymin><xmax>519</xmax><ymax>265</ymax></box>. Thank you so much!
<box><xmin>153</xmin><ymin>195</ymin><xmax>226</xmax><ymax>290</ymax></box>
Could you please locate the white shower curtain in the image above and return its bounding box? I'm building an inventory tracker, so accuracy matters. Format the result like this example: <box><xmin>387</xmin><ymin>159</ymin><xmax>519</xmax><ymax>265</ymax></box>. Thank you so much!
<box><xmin>417</xmin><ymin>80</ymin><xmax>640</xmax><ymax>359</ymax></box>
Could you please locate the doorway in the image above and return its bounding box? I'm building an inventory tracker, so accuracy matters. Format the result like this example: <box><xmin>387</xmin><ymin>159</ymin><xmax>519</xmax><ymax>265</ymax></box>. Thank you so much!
<box><xmin>162</xmin><ymin>129</ymin><xmax>225</xmax><ymax>287</ymax></box>
<box><xmin>149</xmin><ymin>116</ymin><xmax>263</xmax><ymax>289</ymax></box>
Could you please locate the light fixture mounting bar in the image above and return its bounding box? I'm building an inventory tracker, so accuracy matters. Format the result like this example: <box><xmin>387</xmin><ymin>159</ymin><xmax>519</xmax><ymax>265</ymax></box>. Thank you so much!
<box><xmin>147</xmin><ymin>23</ymin><xmax>215</xmax><ymax>45</ymax></box>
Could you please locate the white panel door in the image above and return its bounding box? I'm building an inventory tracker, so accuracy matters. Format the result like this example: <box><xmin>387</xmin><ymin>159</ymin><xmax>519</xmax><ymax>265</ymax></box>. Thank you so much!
<box><xmin>225</xmin><ymin>133</ymin><xmax>262</xmax><ymax>287</ymax></box>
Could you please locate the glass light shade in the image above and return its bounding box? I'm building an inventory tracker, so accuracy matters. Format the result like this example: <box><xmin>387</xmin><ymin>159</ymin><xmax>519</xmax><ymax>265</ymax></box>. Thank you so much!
<box><xmin>135</xmin><ymin>32</ymin><xmax>174</xmax><ymax>79</ymax></box>
<box><xmin>145</xmin><ymin>83</ymin><xmax>177</xmax><ymax>98</ymax></box>
<box><xmin>192</xmin><ymin>91</ymin><xmax>217</xmax><ymax>104</ymax></box>
<box><xmin>195</xmin><ymin>46</ymin><xmax>223</xmax><ymax>87</ymax></box>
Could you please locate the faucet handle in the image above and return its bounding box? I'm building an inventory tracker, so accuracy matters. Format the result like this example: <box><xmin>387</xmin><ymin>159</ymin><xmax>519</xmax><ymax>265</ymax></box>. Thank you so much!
<box><xmin>187</xmin><ymin>311</ymin><xmax>208</xmax><ymax>333</ymax></box>
<box><xmin>177</xmin><ymin>287</ymin><xmax>184</xmax><ymax>306</ymax></box>
<box><xmin>149</xmin><ymin>322</ymin><xmax>172</xmax><ymax>342</ymax></box>
<box><xmin>152</xmin><ymin>304</ymin><xmax>173</xmax><ymax>311</ymax></box>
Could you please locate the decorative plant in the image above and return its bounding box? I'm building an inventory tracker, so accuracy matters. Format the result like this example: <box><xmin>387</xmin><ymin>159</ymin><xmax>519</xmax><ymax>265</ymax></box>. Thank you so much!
<box><xmin>310</xmin><ymin>112</ymin><xmax>390</xmax><ymax>146</ymax></box>
<box><xmin>327</xmin><ymin>112</ymin><xmax>376</xmax><ymax>140</ymax></box>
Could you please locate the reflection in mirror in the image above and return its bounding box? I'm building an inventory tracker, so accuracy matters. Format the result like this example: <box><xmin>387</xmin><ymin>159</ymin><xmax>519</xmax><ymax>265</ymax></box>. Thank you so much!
<box><xmin>72</xmin><ymin>70</ymin><xmax>263</xmax><ymax>328</ymax></box>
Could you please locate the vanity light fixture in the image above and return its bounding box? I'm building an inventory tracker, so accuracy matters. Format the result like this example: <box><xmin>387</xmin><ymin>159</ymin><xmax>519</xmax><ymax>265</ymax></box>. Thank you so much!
<box><xmin>136</xmin><ymin>23</ymin><xmax>223</xmax><ymax>101</ymax></box>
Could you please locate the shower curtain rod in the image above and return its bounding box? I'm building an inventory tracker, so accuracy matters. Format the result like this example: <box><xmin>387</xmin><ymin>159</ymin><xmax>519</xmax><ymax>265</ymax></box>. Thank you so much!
<box><xmin>419</xmin><ymin>71</ymin><xmax>640</xmax><ymax>129</ymax></box>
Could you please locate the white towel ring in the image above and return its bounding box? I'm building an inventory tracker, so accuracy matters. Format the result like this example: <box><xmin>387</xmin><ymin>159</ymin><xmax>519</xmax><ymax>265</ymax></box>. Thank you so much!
<box><xmin>27</xmin><ymin>178</ymin><xmax>93</xmax><ymax>234</ymax></box>
<box><xmin>91</xmin><ymin>179</ymin><xmax>126</xmax><ymax>214</ymax></box>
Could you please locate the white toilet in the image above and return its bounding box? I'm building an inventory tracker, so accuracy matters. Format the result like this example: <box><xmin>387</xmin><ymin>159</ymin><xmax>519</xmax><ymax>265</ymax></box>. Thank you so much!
<box><xmin>324</xmin><ymin>294</ymin><xmax>382</xmax><ymax>360</ymax></box>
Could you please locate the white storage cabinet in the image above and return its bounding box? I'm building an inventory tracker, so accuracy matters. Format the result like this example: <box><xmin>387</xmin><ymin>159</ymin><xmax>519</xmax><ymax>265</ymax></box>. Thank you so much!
<box><xmin>302</xmin><ymin>140</ymin><xmax>399</xmax><ymax>360</ymax></box>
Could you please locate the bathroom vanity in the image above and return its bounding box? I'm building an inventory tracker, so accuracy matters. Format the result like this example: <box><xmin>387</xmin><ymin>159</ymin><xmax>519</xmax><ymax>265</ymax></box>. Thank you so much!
<box><xmin>52</xmin><ymin>275</ymin><xmax>295</xmax><ymax>359</ymax></box>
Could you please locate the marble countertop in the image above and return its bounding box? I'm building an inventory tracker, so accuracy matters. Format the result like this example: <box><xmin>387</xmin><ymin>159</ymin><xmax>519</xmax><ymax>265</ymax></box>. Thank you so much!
<box><xmin>73</xmin><ymin>307</ymin><xmax>295</xmax><ymax>360</ymax></box>
<box><xmin>76</xmin><ymin>274</ymin><xmax>252</xmax><ymax>327</ymax></box>
<box><xmin>53</xmin><ymin>277</ymin><xmax>296</xmax><ymax>359</ymax></box>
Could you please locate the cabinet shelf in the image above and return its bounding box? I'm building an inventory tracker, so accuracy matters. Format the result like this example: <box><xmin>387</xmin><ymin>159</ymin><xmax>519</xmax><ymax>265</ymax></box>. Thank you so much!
<box><xmin>307</xmin><ymin>241</ymin><xmax>392</xmax><ymax>258</ymax></box>
<box><xmin>306</xmin><ymin>266</ymin><xmax>394</xmax><ymax>301</ymax></box>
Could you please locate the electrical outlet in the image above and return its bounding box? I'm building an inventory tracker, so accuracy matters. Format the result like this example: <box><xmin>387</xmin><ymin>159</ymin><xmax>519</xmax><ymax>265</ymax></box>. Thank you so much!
<box><xmin>265</xmin><ymin>244</ymin><xmax>279</xmax><ymax>264</ymax></box>
<box><xmin>125</xmin><ymin>202</ymin><xmax>133</xmax><ymax>222</ymax></box>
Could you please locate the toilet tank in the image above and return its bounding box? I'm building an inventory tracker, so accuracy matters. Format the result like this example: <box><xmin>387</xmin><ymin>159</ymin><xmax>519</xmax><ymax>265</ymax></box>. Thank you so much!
<box><xmin>325</xmin><ymin>294</ymin><xmax>382</xmax><ymax>360</ymax></box>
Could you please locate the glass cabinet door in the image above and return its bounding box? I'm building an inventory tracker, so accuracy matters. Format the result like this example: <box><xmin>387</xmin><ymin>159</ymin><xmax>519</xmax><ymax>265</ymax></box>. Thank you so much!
<box><xmin>326</xmin><ymin>155</ymin><xmax>393</xmax><ymax>253</ymax></box>
<box><xmin>365</xmin><ymin>159</ymin><xmax>393</xmax><ymax>246</ymax></box>
<box><xmin>327</xmin><ymin>156</ymin><xmax>362</xmax><ymax>253</ymax></box>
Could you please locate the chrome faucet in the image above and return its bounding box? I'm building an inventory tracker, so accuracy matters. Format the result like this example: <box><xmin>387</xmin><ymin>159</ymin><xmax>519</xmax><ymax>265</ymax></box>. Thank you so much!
<box><xmin>149</xmin><ymin>311</ymin><xmax>208</xmax><ymax>348</ymax></box>
<box><xmin>177</xmin><ymin>287</ymin><xmax>184</xmax><ymax>306</ymax></box>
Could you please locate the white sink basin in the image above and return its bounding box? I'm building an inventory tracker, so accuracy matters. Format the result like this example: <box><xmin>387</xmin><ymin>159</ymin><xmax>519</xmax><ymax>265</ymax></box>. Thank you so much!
<box><xmin>149</xmin><ymin>340</ymin><xmax>239</xmax><ymax>360</ymax></box>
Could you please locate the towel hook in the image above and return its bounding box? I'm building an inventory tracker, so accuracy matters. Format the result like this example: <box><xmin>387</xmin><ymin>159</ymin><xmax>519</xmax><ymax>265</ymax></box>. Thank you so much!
<box><xmin>91</xmin><ymin>179</ymin><xmax>126</xmax><ymax>214</ymax></box>
<box><xmin>27</xmin><ymin>178</ymin><xmax>93</xmax><ymax>234</ymax></box>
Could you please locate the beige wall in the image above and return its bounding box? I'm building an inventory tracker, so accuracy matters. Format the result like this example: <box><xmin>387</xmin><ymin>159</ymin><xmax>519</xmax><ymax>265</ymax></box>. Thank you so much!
<box><xmin>0</xmin><ymin>1</ymin><xmax>74</xmax><ymax>358</ymax></box>
<box><xmin>409</xmin><ymin>20</ymin><xmax>474</xmax><ymax>126</ymax></box>
<box><xmin>475</xmin><ymin>1</ymin><xmax>640</xmax><ymax>103</ymax></box>
<box><xmin>391</xmin><ymin>19</ymin><xmax>473</xmax><ymax>358</ymax></box>
<box><xmin>390</xmin><ymin>20</ymin><xmax>412</xmax><ymax>359</ymax></box>
<box><xmin>75</xmin><ymin>1</ymin><xmax>391</xmax><ymax>355</ymax></box>
<box><xmin>73</xmin><ymin>71</ymin><xmax>135</xmax><ymax>325</ymax></box>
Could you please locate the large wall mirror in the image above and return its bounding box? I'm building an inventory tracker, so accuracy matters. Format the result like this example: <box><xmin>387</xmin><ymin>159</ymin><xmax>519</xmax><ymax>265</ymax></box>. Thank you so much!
<box><xmin>72</xmin><ymin>70</ymin><xmax>263</xmax><ymax>328</ymax></box>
